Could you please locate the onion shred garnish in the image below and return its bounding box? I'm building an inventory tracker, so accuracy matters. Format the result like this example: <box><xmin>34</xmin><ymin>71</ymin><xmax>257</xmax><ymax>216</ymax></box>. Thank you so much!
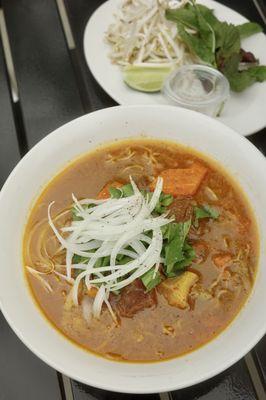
<box><xmin>47</xmin><ymin>177</ymin><xmax>172</xmax><ymax>321</ymax></box>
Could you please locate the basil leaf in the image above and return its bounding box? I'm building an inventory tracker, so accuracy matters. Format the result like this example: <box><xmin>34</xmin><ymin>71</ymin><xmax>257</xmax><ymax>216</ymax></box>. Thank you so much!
<box><xmin>166</xmin><ymin>3</ymin><xmax>218</xmax><ymax>31</ymax></box>
<box><xmin>215</xmin><ymin>22</ymin><xmax>240</xmax><ymax>62</ymax></box>
<box><xmin>177</xmin><ymin>22</ymin><xmax>216</xmax><ymax>66</ymax></box>
<box><xmin>194</xmin><ymin>204</ymin><xmax>219</xmax><ymax>227</ymax></box>
<box><xmin>166</xmin><ymin>1</ymin><xmax>216</xmax><ymax>66</ymax></box>
<box><xmin>141</xmin><ymin>267</ymin><xmax>161</xmax><ymax>291</ymax></box>
<box><xmin>228</xmin><ymin>66</ymin><xmax>266</xmax><ymax>92</ymax></box>
<box><xmin>109</xmin><ymin>187</ymin><xmax>122</xmax><ymax>199</ymax></box>
<box><xmin>221</xmin><ymin>52</ymin><xmax>266</xmax><ymax>92</ymax></box>
<box><xmin>197</xmin><ymin>4</ymin><xmax>220</xmax><ymax>27</ymax></box>
<box><xmin>236</xmin><ymin>22</ymin><xmax>262</xmax><ymax>39</ymax></box>
<box><xmin>194</xmin><ymin>2</ymin><xmax>216</xmax><ymax>53</ymax></box>
<box><xmin>166</xmin><ymin>5</ymin><xmax>199</xmax><ymax>29</ymax></box>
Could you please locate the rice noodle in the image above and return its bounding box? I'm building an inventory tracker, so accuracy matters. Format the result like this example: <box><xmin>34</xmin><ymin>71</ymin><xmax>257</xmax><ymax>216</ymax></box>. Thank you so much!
<box><xmin>27</xmin><ymin>266</ymin><xmax>53</xmax><ymax>293</ymax></box>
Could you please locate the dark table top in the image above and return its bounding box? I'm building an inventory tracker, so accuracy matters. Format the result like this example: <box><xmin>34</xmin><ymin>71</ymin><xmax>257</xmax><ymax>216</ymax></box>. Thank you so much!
<box><xmin>0</xmin><ymin>1</ymin><xmax>265</xmax><ymax>399</ymax></box>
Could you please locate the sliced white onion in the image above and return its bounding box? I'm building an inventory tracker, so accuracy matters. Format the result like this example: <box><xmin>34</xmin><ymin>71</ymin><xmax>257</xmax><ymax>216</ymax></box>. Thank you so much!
<box><xmin>47</xmin><ymin>178</ymin><xmax>171</xmax><ymax>320</ymax></box>
<box><xmin>148</xmin><ymin>176</ymin><xmax>163</xmax><ymax>212</ymax></box>
<box><xmin>92</xmin><ymin>285</ymin><xmax>106</xmax><ymax>319</ymax></box>
<box><xmin>81</xmin><ymin>296</ymin><xmax>93</xmax><ymax>325</ymax></box>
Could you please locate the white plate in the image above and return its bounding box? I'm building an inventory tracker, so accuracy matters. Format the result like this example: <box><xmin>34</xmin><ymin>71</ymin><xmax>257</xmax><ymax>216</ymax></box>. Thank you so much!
<box><xmin>84</xmin><ymin>0</ymin><xmax>266</xmax><ymax>136</ymax></box>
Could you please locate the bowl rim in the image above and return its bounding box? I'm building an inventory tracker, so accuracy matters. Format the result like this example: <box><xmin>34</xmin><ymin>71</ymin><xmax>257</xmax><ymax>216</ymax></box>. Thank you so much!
<box><xmin>0</xmin><ymin>105</ymin><xmax>266</xmax><ymax>394</ymax></box>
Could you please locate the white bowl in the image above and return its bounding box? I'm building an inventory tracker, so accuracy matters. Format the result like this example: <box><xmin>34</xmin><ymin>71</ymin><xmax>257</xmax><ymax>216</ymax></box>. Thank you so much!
<box><xmin>0</xmin><ymin>105</ymin><xmax>265</xmax><ymax>394</ymax></box>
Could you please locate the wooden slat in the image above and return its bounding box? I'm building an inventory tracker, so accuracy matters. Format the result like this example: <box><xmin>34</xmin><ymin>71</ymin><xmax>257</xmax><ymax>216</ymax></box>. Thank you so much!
<box><xmin>171</xmin><ymin>360</ymin><xmax>257</xmax><ymax>400</ymax></box>
<box><xmin>0</xmin><ymin>36</ymin><xmax>63</xmax><ymax>400</ymax></box>
<box><xmin>2</xmin><ymin>0</ymin><xmax>84</xmax><ymax>148</ymax></box>
<box><xmin>63</xmin><ymin>0</ymin><xmax>116</xmax><ymax>112</ymax></box>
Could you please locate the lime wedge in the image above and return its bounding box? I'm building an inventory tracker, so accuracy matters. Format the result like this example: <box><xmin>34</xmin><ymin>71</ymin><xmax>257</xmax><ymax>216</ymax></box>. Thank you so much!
<box><xmin>123</xmin><ymin>64</ymin><xmax>174</xmax><ymax>93</ymax></box>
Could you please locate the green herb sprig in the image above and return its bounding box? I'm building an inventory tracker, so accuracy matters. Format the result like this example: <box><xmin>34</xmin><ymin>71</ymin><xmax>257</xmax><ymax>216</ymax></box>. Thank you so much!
<box><xmin>165</xmin><ymin>1</ymin><xmax>265</xmax><ymax>92</ymax></box>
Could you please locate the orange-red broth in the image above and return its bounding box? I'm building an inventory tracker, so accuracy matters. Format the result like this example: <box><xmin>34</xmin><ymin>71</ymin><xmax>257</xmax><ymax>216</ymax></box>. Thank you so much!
<box><xmin>24</xmin><ymin>139</ymin><xmax>258</xmax><ymax>362</ymax></box>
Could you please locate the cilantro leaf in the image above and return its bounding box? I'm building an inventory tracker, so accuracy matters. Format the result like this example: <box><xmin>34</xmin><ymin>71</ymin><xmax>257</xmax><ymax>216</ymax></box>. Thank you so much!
<box><xmin>121</xmin><ymin>183</ymin><xmax>134</xmax><ymax>197</ymax></box>
<box><xmin>154</xmin><ymin>193</ymin><xmax>174</xmax><ymax>214</ymax></box>
<box><xmin>164</xmin><ymin>219</ymin><xmax>192</xmax><ymax>275</ymax></box>
<box><xmin>72</xmin><ymin>207</ymin><xmax>81</xmax><ymax>221</ymax></box>
<box><xmin>109</xmin><ymin>187</ymin><xmax>122</xmax><ymax>199</ymax></box>
<box><xmin>72</xmin><ymin>204</ymin><xmax>94</xmax><ymax>221</ymax></box>
<box><xmin>110</xmin><ymin>184</ymin><xmax>173</xmax><ymax>215</ymax></box>
<box><xmin>168</xmin><ymin>243</ymin><xmax>196</xmax><ymax>276</ymax></box>
<box><xmin>194</xmin><ymin>205</ymin><xmax>219</xmax><ymax>227</ymax></box>
<box><xmin>141</xmin><ymin>267</ymin><xmax>161</xmax><ymax>291</ymax></box>
<box><xmin>161</xmin><ymin>193</ymin><xmax>174</xmax><ymax>207</ymax></box>
<box><xmin>109</xmin><ymin>183</ymin><xmax>135</xmax><ymax>198</ymax></box>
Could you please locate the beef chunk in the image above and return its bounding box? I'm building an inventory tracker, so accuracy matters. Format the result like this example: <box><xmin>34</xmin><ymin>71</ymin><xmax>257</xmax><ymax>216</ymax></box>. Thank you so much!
<box><xmin>168</xmin><ymin>198</ymin><xmax>193</xmax><ymax>222</ymax></box>
<box><xmin>115</xmin><ymin>279</ymin><xmax>157</xmax><ymax>318</ymax></box>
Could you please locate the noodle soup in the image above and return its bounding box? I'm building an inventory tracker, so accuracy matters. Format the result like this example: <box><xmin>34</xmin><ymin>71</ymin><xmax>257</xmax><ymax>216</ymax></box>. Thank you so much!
<box><xmin>24</xmin><ymin>139</ymin><xmax>258</xmax><ymax>362</ymax></box>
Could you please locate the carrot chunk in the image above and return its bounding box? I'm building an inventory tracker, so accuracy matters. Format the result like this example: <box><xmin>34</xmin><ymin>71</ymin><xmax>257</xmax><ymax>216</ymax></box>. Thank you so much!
<box><xmin>150</xmin><ymin>163</ymin><xmax>208</xmax><ymax>197</ymax></box>
<box><xmin>97</xmin><ymin>181</ymin><xmax>123</xmax><ymax>200</ymax></box>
